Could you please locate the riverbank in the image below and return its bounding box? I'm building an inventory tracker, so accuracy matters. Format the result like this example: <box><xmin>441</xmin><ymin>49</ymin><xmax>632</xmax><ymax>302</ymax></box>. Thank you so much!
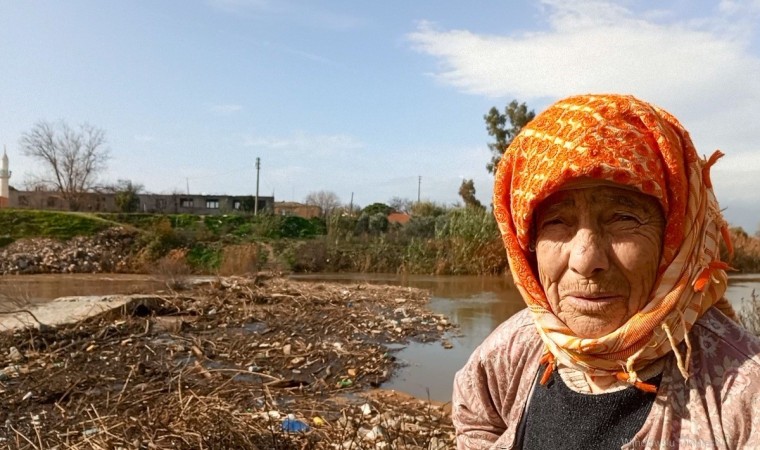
<box><xmin>0</xmin><ymin>275</ymin><xmax>456</xmax><ymax>449</ymax></box>
<box><xmin>3</xmin><ymin>209</ymin><xmax>760</xmax><ymax>276</ymax></box>
<box><xmin>0</xmin><ymin>208</ymin><xmax>508</xmax><ymax>276</ymax></box>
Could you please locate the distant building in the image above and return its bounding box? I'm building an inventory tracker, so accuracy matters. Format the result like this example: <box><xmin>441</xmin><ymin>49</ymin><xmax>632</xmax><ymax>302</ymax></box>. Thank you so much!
<box><xmin>8</xmin><ymin>190</ymin><xmax>274</xmax><ymax>215</ymax></box>
<box><xmin>274</xmin><ymin>202</ymin><xmax>321</xmax><ymax>219</ymax></box>
<box><xmin>0</xmin><ymin>150</ymin><xmax>275</xmax><ymax>214</ymax></box>
<box><xmin>387</xmin><ymin>212</ymin><xmax>411</xmax><ymax>225</ymax></box>
<box><xmin>137</xmin><ymin>194</ymin><xmax>274</xmax><ymax>214</ymax></box>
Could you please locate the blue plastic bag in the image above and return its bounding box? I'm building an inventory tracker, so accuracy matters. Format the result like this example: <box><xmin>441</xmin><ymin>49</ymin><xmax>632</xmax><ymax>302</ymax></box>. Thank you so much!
<box><xmin>281</xmin><ymin>418</ymin><xmax>310</xmax><ymax>433</ymax></box>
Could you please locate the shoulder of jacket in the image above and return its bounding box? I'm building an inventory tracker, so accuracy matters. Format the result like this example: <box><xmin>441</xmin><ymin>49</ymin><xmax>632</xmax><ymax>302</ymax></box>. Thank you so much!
<box><xmin>692</xmin><ymin>307</ymin><xmax>760</xmax><ymax>368</ymax></box>
<box><xmin>475</xmin><ymin>308</ymin><xmax>541</xmax><ymax>362</ymax></box>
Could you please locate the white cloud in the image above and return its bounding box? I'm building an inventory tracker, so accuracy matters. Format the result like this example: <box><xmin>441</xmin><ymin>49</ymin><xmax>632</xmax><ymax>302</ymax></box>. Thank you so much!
<box><xmin>209</xmin><ymin>104</ymin><xmax>244</xmax><ymax>114</ymax></box>
<box><xmin>407</xmin><ymin>0</ymin><xmax>760</xmax><ymax>228</ymax></box>
<box><xmin>407</xmin><ymin>4</ymin><xmax>760</xmax><ymax>106</ymax></box>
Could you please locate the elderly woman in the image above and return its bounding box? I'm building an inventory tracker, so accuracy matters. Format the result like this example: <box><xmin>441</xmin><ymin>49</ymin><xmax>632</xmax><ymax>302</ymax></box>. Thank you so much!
<box><xmin>453</xmin><ymin>94</ymin><xmax>760</xmax><ymax>449</ymax></box>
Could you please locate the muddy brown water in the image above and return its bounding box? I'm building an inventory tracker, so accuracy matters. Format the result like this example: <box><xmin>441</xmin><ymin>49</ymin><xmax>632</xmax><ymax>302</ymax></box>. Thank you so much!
<box><xmin>1</xmin><ymin>272</ymin><xmax>758</xmax><ymax>403</ymax></box>
<box><xmin>290</xmin><ymin>273</ymin><xmax>760</xmax><ymax>403</ymax></box>
<box><xmin>0</xmin><ymin>274</ymin><xmax>167</xmax><ymax>305</ymax></box>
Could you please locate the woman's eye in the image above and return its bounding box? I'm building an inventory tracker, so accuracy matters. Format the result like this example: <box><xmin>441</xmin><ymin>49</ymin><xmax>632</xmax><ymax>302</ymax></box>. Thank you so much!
<box><xmin>612</xmin><ymin>213</ymin><xmax>640</xmax><ymax>223</ymax></box>
<box><xmin>541</xmin><ymin>217</ymin><xmax>566</xmax><ymax>228</ymax></box>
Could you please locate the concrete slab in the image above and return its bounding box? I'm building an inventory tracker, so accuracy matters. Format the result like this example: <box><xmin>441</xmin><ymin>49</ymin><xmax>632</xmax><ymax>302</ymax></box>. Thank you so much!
<box><xmin>0</xmin><ymin>294</ymin><xmax>165</xmax><ymax>331</ymax></box>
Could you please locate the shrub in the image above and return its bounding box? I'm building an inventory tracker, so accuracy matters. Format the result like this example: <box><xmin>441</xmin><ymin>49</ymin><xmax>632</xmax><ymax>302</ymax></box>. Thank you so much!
<box><xmin>0</xmin><ymin>235</ymin><xmax>15</xmax><ymax>248</ymax></box>
<box><xmin>186</xmin><ymin>243</ymin><xmax>223</xmax><ymax>271</ymax></box>
<box><xmin>140</xmin><ymin>217</ymin><xmax>186</xmax><ymax>260</ymax></box>
<box><xmin>722</xmin><ymin>227</ymin><xmax>760</xmax><ymax>273</ymax></box>
<box><xmin>368</xmin><ymin>213</ymin><xmax>389</xmax><ymax>234</ymax></box>
<box><xmin>739</xmin><ymin>290</ymin><xmax>760</xmax><ymax>337</ymax></box>
<box><xmin>278</xmin><ymin>215</ymin><xmax>321</xmax><ymax>238</ymax></box>
<box><xmin>401</xmin><ymin>216</ymin><xmax>437</xmax><ymax>240</ymax></box>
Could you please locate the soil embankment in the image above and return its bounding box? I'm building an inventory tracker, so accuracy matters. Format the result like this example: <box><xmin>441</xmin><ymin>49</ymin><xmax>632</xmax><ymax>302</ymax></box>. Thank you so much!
<box><xmin>0</xmin><ymin>228</ymin><xmax>138</xmax><ymax>275</ymax></box>
<box><xmin>0</xmin><ymin>275</ymin><xmax>456</xmax><ymax>449</ymax></box>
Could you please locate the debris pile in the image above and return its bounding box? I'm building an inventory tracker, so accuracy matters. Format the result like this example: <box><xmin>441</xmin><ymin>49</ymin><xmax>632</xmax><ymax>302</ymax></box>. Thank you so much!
<box><xmin>0</xmin><ymin>227</ymin><xmax>138</xmax><ymax>275</ymax></box>
<box><xmin>0</xmin><ymin>275</ymin><xmax>456</xmax><ymax>449</ymax></box>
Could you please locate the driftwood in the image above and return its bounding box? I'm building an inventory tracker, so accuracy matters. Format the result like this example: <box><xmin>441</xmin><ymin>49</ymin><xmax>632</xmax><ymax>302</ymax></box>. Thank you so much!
<box><xmin>0</xmin><ymin>276</ymin><xmax>455</xmax><ymax>449</ymax></box>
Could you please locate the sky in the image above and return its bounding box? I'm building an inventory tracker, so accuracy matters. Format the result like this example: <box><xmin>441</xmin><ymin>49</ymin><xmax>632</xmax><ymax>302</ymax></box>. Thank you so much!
<box><xmin>1</xmin><ymin>0</ymin><xmax>760</xmax><ymax>230</ymax></box>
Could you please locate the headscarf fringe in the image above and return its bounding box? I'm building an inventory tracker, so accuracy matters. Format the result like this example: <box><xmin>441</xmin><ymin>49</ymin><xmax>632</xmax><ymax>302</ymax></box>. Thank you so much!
<box><xmin>702</xmin><ymin>150</ymin><xmax>724</xmax><ymax>189</ymax></box>
<box><xmin>615</xmin><ymin>371</ymin><xmax>658</xmax><ymax>393</ymax></box>
<box><xmin>661</xmin><ymin>314</ymin><xmax>692</xmax><ymax>381</ymax></box>
<box><xmin>721</xmin><ymin>224</ymin><xmax>734</xmax><ymax>259</ymax></box>
<box><xmin>539</xmin><ymin>351</ymin><xmax>556</xmax><ymax>385</ymax></box>
<box><xmin>694</xmin><ymin>261</ymin><xmax>732</xmax><ymax>292</ymax></box>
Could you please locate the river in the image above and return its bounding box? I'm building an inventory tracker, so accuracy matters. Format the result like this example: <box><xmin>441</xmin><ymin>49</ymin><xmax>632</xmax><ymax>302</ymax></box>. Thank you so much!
<box><xmin>290</xmin><ymin>272</ymin><xmax>760</xmax><ymax>403</ymax></box>
<box><xmin>1</xmin><ymin>273</ymin><xmax>758</xmax><ymax>403</ymax></box>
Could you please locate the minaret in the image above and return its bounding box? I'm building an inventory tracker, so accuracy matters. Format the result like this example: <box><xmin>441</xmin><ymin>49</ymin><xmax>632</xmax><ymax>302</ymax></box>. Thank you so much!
<box><xmin>0</xmin><ymin>146</ymin><xmax>11</xmax><ymax>207</ymax></box>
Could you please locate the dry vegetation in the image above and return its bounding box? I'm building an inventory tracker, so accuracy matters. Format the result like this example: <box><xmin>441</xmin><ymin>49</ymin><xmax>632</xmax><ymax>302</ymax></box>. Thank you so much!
<box><xmin>0</xmin><ymin>276</ymin><xmax>456</xmax><ymax>449</ymax></box>
<box><xmin>724</xmin><ymin>227</ymin><xmax>760</xmax><ymax>274</ymax></box>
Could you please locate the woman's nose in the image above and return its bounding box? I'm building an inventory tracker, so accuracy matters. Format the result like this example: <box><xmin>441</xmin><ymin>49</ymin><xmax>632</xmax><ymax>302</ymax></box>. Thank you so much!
<box><xmin>568</xmin><ymin>228</ymin><xmax>609</xmax><ymax>278</ymax></box>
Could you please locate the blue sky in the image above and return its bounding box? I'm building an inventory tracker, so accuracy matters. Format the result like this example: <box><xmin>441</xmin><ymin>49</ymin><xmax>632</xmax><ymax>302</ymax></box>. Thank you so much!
<box><xmin>2</xmin><ymin>0</ymin><xmax>760</xmax><ymax>230</ymax></box>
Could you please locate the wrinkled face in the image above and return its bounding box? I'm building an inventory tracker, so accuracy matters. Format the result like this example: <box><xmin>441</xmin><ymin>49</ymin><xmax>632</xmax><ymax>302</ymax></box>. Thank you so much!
<box><xmin>534</xmin><ymin>184</ymin><xmax>665</xmax><ymax>339</ymax></box>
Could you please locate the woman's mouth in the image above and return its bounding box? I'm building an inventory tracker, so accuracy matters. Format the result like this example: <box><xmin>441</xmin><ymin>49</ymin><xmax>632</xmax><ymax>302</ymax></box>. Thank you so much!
<box><xmin>562</xmin><ymin>293</ymin><xmax>626</xmax><ymax>311</ymax></box>
<box><xmin>565</xmin><ymin>292</ymin><xmax>621</xmax><ymax>301</ymax></box>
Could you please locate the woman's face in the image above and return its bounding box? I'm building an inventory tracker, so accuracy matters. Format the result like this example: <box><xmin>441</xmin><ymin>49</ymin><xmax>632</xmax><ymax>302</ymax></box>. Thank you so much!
<box><xmin>534</xmin><ymin>184</ymin><xmax>665</xmax><ymax>339</ymax></box>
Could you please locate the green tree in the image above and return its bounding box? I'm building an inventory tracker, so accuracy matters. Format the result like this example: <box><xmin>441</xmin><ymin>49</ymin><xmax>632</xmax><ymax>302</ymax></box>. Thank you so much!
<box><xmin>112</xmin><ymin>179</ymin><xmax>144</xmax><ymax>213</ymax></box>
<box><xmin>239</xmin><ymin>196</ymin><xmax>256</xmax><ymax>212</ymax></box>
<box><xmin>410</xmin><ymin>201</ymin><xmax>448</xmax><ymax>217</ymax></box>
<box><xmin>362</xmin><ymin>202</ymin><xmax>393</xmax><ymax>217</ymax></box>
<box><xmin>484</xmin><ymin>100</ymin><xmax>535</xmax><ymax>174</ymax></box>
<box><xmin>458</xmin><ymin>179</ymin><xmax>484</xmax><ymax>209</ymax></box>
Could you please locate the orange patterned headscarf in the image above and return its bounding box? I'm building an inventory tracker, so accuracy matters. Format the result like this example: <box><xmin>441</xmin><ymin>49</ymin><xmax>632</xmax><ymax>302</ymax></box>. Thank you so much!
<box><xmin>493</xmin><ymin>94</ymin><xmax>736</xmax><ymax>389</ymax></box>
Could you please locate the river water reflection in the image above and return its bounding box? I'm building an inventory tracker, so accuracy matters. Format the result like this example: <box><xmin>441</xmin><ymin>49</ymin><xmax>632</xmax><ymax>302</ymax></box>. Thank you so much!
<box><xmin>1</xmin><ymin>273</ymin><xmax>757</xmax><ymax>403</ymax></box>
<box><xmin>291</xmin><ymin>273</ymin><xmax>760</xmax><ymax>403</ymax></box>
<box><xmin>0</xmin><ymin>274</ymin><xmax>166</xmax><ymax>305</ymax></box>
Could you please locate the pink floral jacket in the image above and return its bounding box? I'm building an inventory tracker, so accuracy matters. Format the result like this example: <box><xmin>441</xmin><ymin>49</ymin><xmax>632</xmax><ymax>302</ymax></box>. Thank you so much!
<box><xmin>452</xmin><ymin>307</ymin><xmax>760</xmax><ymax>449</ymax></box>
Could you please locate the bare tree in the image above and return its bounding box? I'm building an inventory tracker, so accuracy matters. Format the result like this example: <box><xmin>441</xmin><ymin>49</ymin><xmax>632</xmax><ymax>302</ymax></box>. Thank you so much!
<box><xmin>20</xmin><ymin>120</ymin><xmax>110</xmax><ymax>211</ymax></box>
<box><xmin>304</xmin><ymin>190</ymin><xmax>341</xmax><ymax>217</ymax></box>
<box><xmin>389</xmin><ymin>196</ymin><xmax>413</xmax><ymax>214</ymax></box>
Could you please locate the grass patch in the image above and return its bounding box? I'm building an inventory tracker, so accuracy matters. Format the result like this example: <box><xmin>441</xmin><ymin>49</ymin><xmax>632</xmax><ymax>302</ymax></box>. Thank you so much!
<box><xmin>0</xmin><ymin>209</ymin><xmax>112</xmax><ymax>240</ymax></box>
<box><xmin>95</xmin><ymin>213</ymin><xmax>160</xmax><ymax>229</ymax></box>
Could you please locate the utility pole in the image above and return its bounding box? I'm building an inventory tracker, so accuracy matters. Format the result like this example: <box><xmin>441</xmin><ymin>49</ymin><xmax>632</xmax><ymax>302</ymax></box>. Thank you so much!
<box><xmin>349</xmin><ymin>192</ymin><xmax>354</xmax><ymax>215</ymax></box>
<box><xmin>417</xmin><ymin>176</ymin><xmax>421</xmax><ymax>203</ymax></box>
<box><xmin>186</xmin><ymin>178</ymin><xmax>189</xmax><ymax>195</ymax></box>
<box><xmin>254</xmin><ymin>157</ymin><xmax>261</xmax><ymax>215</ymax></box>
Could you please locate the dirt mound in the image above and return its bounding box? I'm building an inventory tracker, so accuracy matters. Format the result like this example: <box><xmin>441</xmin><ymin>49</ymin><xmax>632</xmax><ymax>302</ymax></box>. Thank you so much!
<box><xmin>0</xmin><ymin>275</ymin><xmax>456</xmax><ymax>449</ymax></box>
